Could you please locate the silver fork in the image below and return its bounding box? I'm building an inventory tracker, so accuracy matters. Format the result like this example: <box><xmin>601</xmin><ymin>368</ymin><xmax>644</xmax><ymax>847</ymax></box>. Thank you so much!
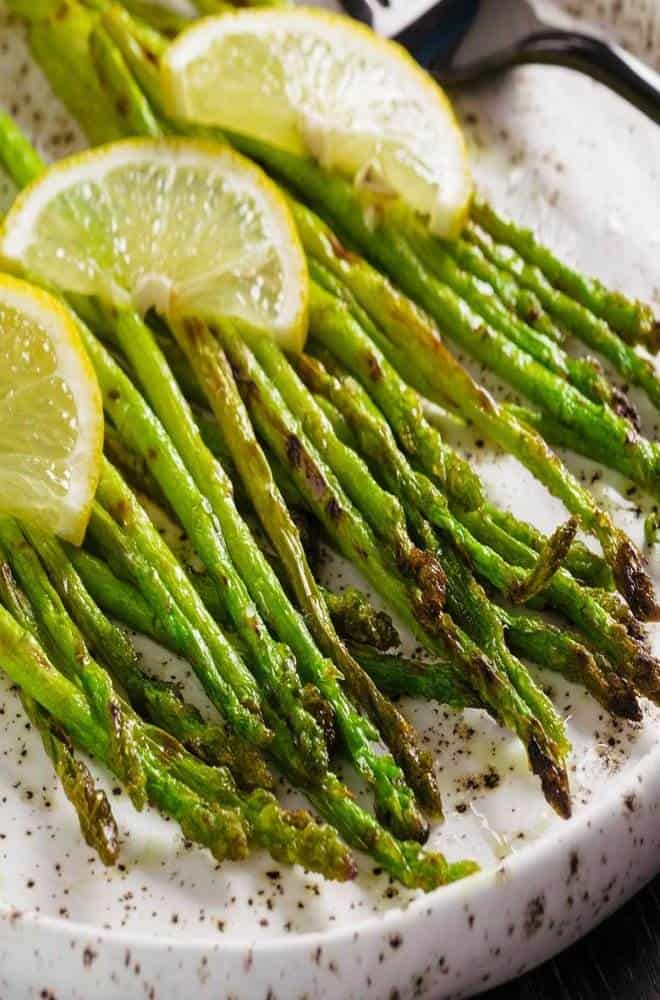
<box><xmin>335</xmin><ymin>0</ymin><xmax>660</xmax><ymax>124</ymax></box>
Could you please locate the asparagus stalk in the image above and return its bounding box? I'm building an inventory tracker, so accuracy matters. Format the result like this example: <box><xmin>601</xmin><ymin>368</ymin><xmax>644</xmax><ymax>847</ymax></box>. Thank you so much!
<box><xmin>5</xmin><ymin>522</ymin><xmax>359</xmax><ymax>877</ymax></box>
<box><xmin>465</xmin><ymin>223</ymin><xmax>660</xmax><ymax>412</ymax></box>
<box><xmin>25</xmin><ymin>528</ymin><xmax>274</xmax><ymax>789</ymax></box>
<box><xmin>94</xmin><ymin>461</ymin><xmax>274</xmax><ymax>748</ymax></box>
<box><xmin>324</xmin><ymin>587</ymin><xmax>400</xmax><ymax>652</ymax></box>
<box><xmin>505</xmin><ymin>400</ymin><xmax>654</xmax><ymax>482</ymax></box>
<box><xmin>27</xmin><ymin>0</ymin><xmax>130</xmax><ymax>145</ymax></box>
<box><xmin>112</xmin><ymin>319</ymin><xmax>332</xmax><ymax>778</ymax></box>
<box><xmin>351</xmin><ymin>203</ymin><xmax>660</xmax><ymax>492</ymax></box>
<box><xmin>102</xmin><ymin>313</ymin><xmax>430</xmax><ymax>841</ymax></box>
<box><xmin>302</xmin><ymin>291</ymin><xmax>640</xmax><ymax>642</ymax></box>
<box><xmin>0</xmin><ymin>111</ymin><xmax>47</xmax><ymax>188</ymax></box>
<box><xmin>307</xmin><ymin>288</ymin><xmax>619</xmax><ymax>612</ymax></box>
<box><xmin>79</xmin><ymin>326</ymin><xmax>453</xmax><ymax>857</ymax></box>
<box><xmin>75</xmin><ymin>533</ymin><xmax>400</xmax><ymax>676</ymax></box>
<box><xmin>0</xmin><ymin>592</ymin><xmax>360</xmax><ymax>874</ymax></box>
<box><xmin>0</xmin><ymin>604</ymin><xmax>249</xmax><ymax>864</ymax></box>
<box><xmin>301</xmin><ymin>352</ymin><xmax>575</xmax><ymax>607</ymax></box>
<box><xmin>81</xmin><ymin>496</ymin><xmax>464</xmax><ymax>890</ymax></box>
<box><xmin>462</xmin><ymin>511</ymin><xmax>660</xmax><ymax>701</ymax></box>
<box><xmin>401</xmin><ymin>211</ymin><xmax>619</xmax><ymax>409</ymax></box>
<box><xmin>67</xmin><ymin>546</ymin><xmax>473</xmax><ymax>716</ymax></box>
<box><xmin>0</xmin><ymin>530</ymin><xmax>257</xmax><ymax>864</ymax></box>
<box><xmin>496</xmin><ymin>607</ymin><xmax>641</xmax><ymax>721</ymax></box>
<box><xmin>169</xmin><ymin>314</ymin><xmax>441</xmax><ymax>818</ymax></box>
<box><xmin>481</xmin><ymin>506</ymin><xmax>613</xmax><ymax>591</ymax></box>
<box><xmin>350</xmin><ymin>645</ymin><xmax>480</xmax><ymax>711</ymax></box>
<box><xmin>218</xmin><ymin>323</ymin><xmax>572</xmax><ymax>815</ymax></box>
<box><xmin>25</xmin><ymin>694</ymin><xmax>121</xmax><ymax>864</ymax></box>
<box><xmin>0</xmin><ymin>555</ymin><xmax>120</xmax><ymax>864</ymax></box>
<box><xmin>0</xmin><ymin>517</ymin><xmax>149</xmax><ymax>810</ymax></box>
<box><xmin>297</xmin><ymin>356</ymin><xmax>570</xmax><ymax>754</ymax></box>
<box><xmin>89</xmin><ymin>23</ymin><xmax>162</xmax><ymax>138</ymax></box>
<box><xmin>298</xmin><ymin>210</ymin><xmax>657</xmax><ymax>617</ymax></box>
<box><xmin>94</xmin><ymin>443</ymin><xmax>400</xmax><ymax>655</ymax></box>
<box><xmin>470</xmin><ymin>199</ymin><xmax>659</xmax><ymax>350</ymax></box>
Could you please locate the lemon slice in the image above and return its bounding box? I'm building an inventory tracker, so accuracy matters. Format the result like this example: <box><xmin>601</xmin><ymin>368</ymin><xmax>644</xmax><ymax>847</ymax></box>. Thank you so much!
<box><xmin>0</xmin><ymin>274</ymin><xmax>102</xmax><ymax>544</ymax></box>
<box><xmin>161</xmin><ymin>8</ymin><xmax>472</xmax><ymax>238</ymax></box>
<box><xmin>0</xmin><ymin>137</ymin><xmax>308</xmax><ymax>353</ymax></box>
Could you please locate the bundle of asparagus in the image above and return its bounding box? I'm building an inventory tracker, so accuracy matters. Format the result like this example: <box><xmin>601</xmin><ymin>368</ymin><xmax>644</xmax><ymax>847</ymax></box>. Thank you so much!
<box><xmin>0</xmin><ymin>0</ymin><xmax>657</xmax><ymax>891</ymax></box>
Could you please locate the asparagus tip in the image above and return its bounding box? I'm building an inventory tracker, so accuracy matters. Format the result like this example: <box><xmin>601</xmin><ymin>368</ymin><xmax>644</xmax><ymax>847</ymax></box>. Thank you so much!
<box><xmin>613</xmin><ymin>536</ymin><xmax>660</xmax><ymax>621</ymax></box>
<box><xmin>510</xmin><ymin>516</ymin><xmax>578</xmax><ymax>603</ymax></box>
<box><xmin>607</xmin><ymin>680</ymin><xmax>643</xmax><ymax>723</ymax></box>
<box><xmin>527</xmin><ymin>737</ymin><xmax>572</xmax><ymax>820</ymax></box>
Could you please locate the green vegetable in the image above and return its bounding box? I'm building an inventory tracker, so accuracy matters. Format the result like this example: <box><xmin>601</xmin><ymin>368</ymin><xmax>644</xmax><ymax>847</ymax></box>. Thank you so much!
<box><xmin>170</xmin><ymin>313</ymin><xmax>441</xmax><ymax>818</ymax></box>
<box><xmin>470</xmin><ymin>198</ymin><xmax>659</xmax><ymax>350</ymax></box>
<box><xmin>0</xmin><ymin>555</ymin><xmax>120</xmax><ymax>865</ymax></box>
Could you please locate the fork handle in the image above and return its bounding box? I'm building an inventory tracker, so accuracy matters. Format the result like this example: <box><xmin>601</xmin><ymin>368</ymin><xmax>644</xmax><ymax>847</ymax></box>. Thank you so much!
<box><xmin>432</xmin><ymin>30</ymin><xmax>660</xmax><ymax>125</ymax></box>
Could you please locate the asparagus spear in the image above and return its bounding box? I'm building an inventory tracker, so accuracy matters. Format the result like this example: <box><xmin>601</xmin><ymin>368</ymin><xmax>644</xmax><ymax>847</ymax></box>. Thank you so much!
<box><xmin>324</xmin><ymin>587</ymin><xmax>400</xmax><ymax>652</ymax></box>
<box><xmin>75</xmin><ymin>331</ymin><xmax>458</xmax><ymax>860</ymax></box>
<box><xmin>470</xmin><ymin>198</ymin><xmax>659</xmax><ymax>351</ymax></box>
<box><xmin>302</xmin><ymin>291</ymin><xmax>640</xmax><ymax>638</ymax></box>
<box><xmin>0</xmin><ymin>589</ymin><xmax>360</xmax><ymax>875</ymax></box>
<box><xmin>349</xmin><ymin>644</ymin><xmax>480</xmax><ymax>711</ymax></box>
<box><xmin>101</xmin><ymin>313</ymin><xmax>430</xmax><ymax>841</ymax></box>
<box><xmin>64</xmin><ymin>545</ymin><xmax>472</xmax><ymax>716</ymax></box>
<box><xmin>307</xmin><ymin>285</ymin><xmax>623</xmax><ymax>625</ymax></box>
<box><xmin>5</xmin><ymin>520</ymin><xmax>359</xmax><ymax>877</ymax></box>
<box><xmin>0</xmin><ymin>517</ymin><xmax>149</xmax><ymax>810</ymax></box>
<box><xmin>462</xmin><ymin>511</ymin><xmax>660</xmax><ymax>701</ymax></box>
<box><xmin>89</xmin><ymin>23</ymin><xmax>162</xmax><ymax>138</ymax></box>
<box><xmin>71</xmin><ymin>521</ymin><xmax>468</xmax><ymax>889</ymax></box>
<box><xmin>481</xmin><ymin>506</ymin><xmax>613</xmax><ymax>591</ymax></box>
<box><xmin>27</xmin><ymin>0</ymin><xmax>130</xmax><ymax>145</ymax></box>
<box><xmin>0</xmin><ymin>530</ymin><xmax>256</xmax><ymax>863</ymax></box>
<box><xmin>114</xmin><ymin>320</ymin><xmax>332</xmax><ymax>776</ymax></box>
<box><xmin>24</xmin><ymin>528</ymin><xmax>274</xmax><ymax>789</ymax></box>
<box><xmin>169</xmin><ymin>314</ymin><xmax>441</xmax><ymax>818</ymax></box>
<box><xmin>216</xmin><ymin>323</ymin><xmax>572</xmax><ymax>815</ymax></box>
<box><xmin>355</xmin><ymin>207</ymin><xmax>660</xmax><ymax>492</ymax></box>
<box><xmin>401</xmin><ymin>211</ymin><xmax>618</xmax><ymax>409</ymax></box>
<box><xmin>297</xmin><ymin>355</ymin><xmax>570</xmax><ymax>753</ymax></box>
<box><xmin>306</xmin><ymin>344</ymin><xmax>624</xmax><ymax>694</ymax></box>
<box><xmin>301</xmin><ymin>352</ymin><xmax>575</xmax><ymax>607</ymax></box>
<box><xmin>496</xmin><ymin>607</ymin><xmax>641</xmax><ymax>721</ymax></box>
<box><xmin>95</xmin><ymin>440</ymin><xmax>401</xmax><ymax>655</ymax></box>
<box><xmin>465</xmin><ymin>223</ymin><xmax>660</xmax><ymax>412</ymax></box>
<box><xmin>300</xmin><ymin>214</ymin><xmax>657</xmax><ymax>616</ymax></box>
<box><xmin>505</xmin><ymin>400</ymin><xmax>654</xmax><ymax>481</ymax></box>
<box><xmin>0</xmin><ymin>556</ymin><xmax>120</xmax><ymax>864</ymax></box>
<box><xmin>0</xmin><ymin>111</ymin><xmax>47</xmax><ymax>188</ymax></box>
<box><xmin>0</xmin><ymin>604</ymin><xmax>249</xmax><ymax>864</ymax></box>
<box><xmin>95</xmin><ymin>461</ymin><xmax>274</xmax><ymax>748</ymax></box>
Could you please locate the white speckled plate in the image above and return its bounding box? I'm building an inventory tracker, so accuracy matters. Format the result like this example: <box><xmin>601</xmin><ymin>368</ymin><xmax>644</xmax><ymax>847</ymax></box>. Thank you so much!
<box><xmin>1</xmin><ymin>2</ymin><xmax>660</xmax><ymax>998</ymax></box>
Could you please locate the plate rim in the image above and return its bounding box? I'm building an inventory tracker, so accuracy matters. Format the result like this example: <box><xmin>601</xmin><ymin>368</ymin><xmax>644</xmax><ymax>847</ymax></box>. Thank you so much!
<box><xmin>2</xmin><ymin>719</ymin><xmax>658</xmax><ymax>955</ymax></box>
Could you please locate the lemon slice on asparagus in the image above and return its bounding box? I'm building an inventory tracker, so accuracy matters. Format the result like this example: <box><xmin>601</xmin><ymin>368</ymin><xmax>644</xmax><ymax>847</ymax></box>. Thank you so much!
<box><xmin>0</xmin><ymin>273</ymin><xmax>102</xmax><ymax>544</ymax></box>
<box><xmin>161</xmin><ymin>8</ymin><xmax>472</xmax><ymax>238</ymax></box>
<box><xmin>0</xmin><ymin>137</ymin><xmax>309</xmax><ymax>353</ymax></box>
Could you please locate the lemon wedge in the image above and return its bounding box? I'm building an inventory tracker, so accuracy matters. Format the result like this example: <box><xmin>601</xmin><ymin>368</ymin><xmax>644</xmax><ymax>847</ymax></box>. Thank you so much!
<box><xmin>0</xmin><ymin>137</ymin><xmax>309</xmax><ymax>353</ymax></box>
<box><xmin>0</xmin><ymin>273</ymin><xmax>102</xmax><ymax>543</ymax></box>
<box><xmin>162</xmin><ymin>8</ymin><xmax>472</xmax><ymax>237</ymax></box>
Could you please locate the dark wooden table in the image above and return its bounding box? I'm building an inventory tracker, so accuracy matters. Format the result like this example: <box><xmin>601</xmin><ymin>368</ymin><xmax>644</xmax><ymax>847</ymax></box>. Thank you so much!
<box><xmin>485</xmin><ymin>875</ymin><xmax>660</xmax><ymax>999</ymax></box>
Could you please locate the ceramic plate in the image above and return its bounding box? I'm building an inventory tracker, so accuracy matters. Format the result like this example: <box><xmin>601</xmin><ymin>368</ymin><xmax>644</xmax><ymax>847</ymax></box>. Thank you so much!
<box><xmin>1</xmin><ymin>2</ymin><xmax>659</xmax><ymax>997</ymax></box>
